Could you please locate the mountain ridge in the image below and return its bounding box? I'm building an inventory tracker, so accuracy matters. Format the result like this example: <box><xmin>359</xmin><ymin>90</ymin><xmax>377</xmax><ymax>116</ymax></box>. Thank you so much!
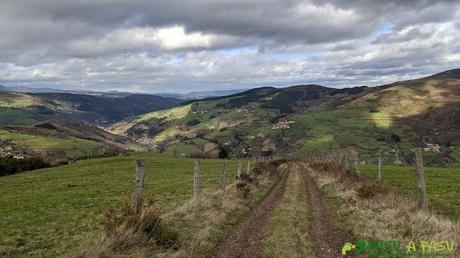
<box><xmin>110</xmin><ymin>68</ymin><xmax>460</xmax><ymax>166</ymax></box>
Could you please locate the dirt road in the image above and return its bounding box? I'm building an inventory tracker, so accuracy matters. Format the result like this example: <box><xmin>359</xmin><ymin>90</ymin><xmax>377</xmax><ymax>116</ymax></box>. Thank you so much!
<box><xmin>208</xmin><ymin>169</ymin><xmax>289</xmax><ymax>258</ymax></box>
<box><xmin>209</xmin><ymin>162</ymin><xmax>351</xmax><ymax>258</ymax></box>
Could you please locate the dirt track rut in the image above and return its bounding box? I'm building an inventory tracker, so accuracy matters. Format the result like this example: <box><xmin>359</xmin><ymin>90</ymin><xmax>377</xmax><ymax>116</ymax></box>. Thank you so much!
<box><xmin>208</xmin><ymin>169</ymin><xmax>289</xmax><ymax>258</ymax></box>
<box><xmin>301</xmin><ymin>165</ymin><xmax>352</xmax><ymax>258</ymax></box>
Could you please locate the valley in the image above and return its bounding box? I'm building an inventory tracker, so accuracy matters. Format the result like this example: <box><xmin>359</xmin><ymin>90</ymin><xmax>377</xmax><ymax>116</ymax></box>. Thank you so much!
<box><xmin>110</xmin><ymin>69</ymin><xmax>460</xmax><ymax>167</ymax></box>
<box><xmin>1</xmin><ymin>69</ymin><xmax>459</xmax><ymax>257</ymax></box>
<box><xmin>0</xmin><ymin>92</ymin><xmax>180</xmax><ymax>165</ymax></box>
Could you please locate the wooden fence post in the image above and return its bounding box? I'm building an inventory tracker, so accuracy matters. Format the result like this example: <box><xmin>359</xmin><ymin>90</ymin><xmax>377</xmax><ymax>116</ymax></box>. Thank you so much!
<box><xmin>132</xmin><ymin>160</ymin><xmax>145</xmax><ymax>214</ymax></box>
<box><xmin>236</xmin><ymin>160</ymin><xmax>242</xmax><ymax>181</ymax></box>
<box><xmin>221</xmin><ymin>162</ymin><xmax>227</xmax><ymax>190</ymax></box>
<box><xmin>378</xmin><ymin>150</ymin><xmax>383</xmax><ymax>181</ymax></box>
<box><xmin>344</xmin><ymin>156</ymin><xmax>350</xmax><ymax>171</ymax></box>
<box><xmin>194</xmin><ymin>160</ymin><xmax>200</xmax><ymax>203</ymax></box>
<box><xmin>246</xmin><ymin>160</ymin><xmax>251</xmax><ymax>175</ymax></box>
<box><xmin>354</xmin><ymin>158</ymin><xmax>360</xmax><ymax>175</ymax></box>
<box><xmin>415</xmin><ymin>148</ymin><xmax>428</xmax><ymax>207</ymax></box>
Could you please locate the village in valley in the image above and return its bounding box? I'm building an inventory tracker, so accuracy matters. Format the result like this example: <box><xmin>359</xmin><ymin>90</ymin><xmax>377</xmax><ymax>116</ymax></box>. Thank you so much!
<box><xmin>0</xmin><ymin>143</ymin><xmax>24</xmax><ymax>160</ymax></box>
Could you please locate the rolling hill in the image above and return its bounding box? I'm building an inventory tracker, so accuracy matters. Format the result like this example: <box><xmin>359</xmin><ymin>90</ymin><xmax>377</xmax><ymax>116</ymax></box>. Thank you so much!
<box><xmin>0</xmin><ymin>92</ymin><xmax>180</xmax><ymax>164</ymax></box>
<box><xmin>0</xmin><ymin>120</ymin><xmax>146</xmax><ymax>164</ymax></box>
<box><xmin>0</xmin><ymin>92</ymin><xmax>182</xmax><ymax>125</ymax></box>
<box><xmin>110</xmin><ymin>69</ymin><xmax>460</xmax><ymax>166</ymax></box>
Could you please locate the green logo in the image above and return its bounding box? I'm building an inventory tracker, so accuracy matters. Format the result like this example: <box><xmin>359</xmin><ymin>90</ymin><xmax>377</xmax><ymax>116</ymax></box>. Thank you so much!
<box><xmin>341</xmin><ymin>239</ymin><xmax>455</xmax><ymax>257</ymax></box>
<box><xmin>341</xmin><ymin>242</ymin><xmax>356</xmax><ymax>255</ymax></box>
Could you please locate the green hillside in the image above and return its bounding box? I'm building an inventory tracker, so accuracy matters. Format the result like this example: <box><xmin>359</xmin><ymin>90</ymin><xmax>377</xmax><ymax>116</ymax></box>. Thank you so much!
<box><xmin>0</xmin><ymin>153</ymin><xmax>241</xmax><ymax>256</ymax></box>
<box><xmin>111</xmin><ymin>69</ymin><xmax>460</xmax><ymax>166</ymax></box>
<box><xmin>0</xmin><ymin>121</ymin><xmax>145</xmax><ymax>164</ymax></box>
<box><xmin>0</xmin><ymin>92</ymin><xmax>179</xmax><ymax>164</ymax></box>
<box><xmin>0</xmin><ymin>92</ymin><xmax>181</xmax><ymax>125</ymax></box>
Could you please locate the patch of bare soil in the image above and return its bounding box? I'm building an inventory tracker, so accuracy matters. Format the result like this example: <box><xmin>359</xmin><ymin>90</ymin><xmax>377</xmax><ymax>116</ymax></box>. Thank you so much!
<box><xmin>208</xmin><ymin>169</ymin><xmax>289</xmax><ymax>258</ymax></box>
<box><xmin>301</xmin><ymin>166</ymin><xmax>353</xmax><ymax>258</ymax></box>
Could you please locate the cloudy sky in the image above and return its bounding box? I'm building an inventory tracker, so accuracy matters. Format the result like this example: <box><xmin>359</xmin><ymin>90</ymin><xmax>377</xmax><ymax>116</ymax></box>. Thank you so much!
<box><xmin>1</xmin><ymin>0</ymin><xmax>460</xmax><ymax>93</ymax></box>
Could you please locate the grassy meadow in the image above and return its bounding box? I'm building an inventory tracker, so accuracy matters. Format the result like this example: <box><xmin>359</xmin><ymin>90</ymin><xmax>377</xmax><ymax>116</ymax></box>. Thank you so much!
<box><xmin>0</xmin><ymin>129</ymin><xmax>105</xmax><ymax>159</ymax></box>
<box><xmin>0</xmin><ymin>152</ymin><xmax>241</xmax><ymax>257</ymax></box>
<box><xmin>360</xmin><ymin>164</ymin><xmax>460</xmax><ymax>220</ymax></box>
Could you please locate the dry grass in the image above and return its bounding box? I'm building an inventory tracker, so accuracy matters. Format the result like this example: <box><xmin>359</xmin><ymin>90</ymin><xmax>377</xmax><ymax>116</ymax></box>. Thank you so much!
<box><xmin>74</xmin><ymin>199</ymin><xmax>178</xmax><ymax>258</ymax></box>
<box><xmin>305</xmin><ymin>160</ymin><xmax>460</xmax><ymax>256</ymax></box>
<box><xmin>159</xmin><ymin>185</ymin><xmax>244</xmax><ymax>257</ymax></box>
<box><xmin>159</xmin><ymin>163</ymin><xmax>280</xmax><ymax>257</ymax></box>
<box><xmin>75</xmin><ymin>161</ymin><xmax>283</xmax><ymax>258</ymax></box>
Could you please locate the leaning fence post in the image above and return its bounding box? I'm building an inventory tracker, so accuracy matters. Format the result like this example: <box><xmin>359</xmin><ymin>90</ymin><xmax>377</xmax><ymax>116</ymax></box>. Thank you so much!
<box><xmin>354</xmin><ymin>158</ymin><xmax>360</xmax><ymax>175</ymax></box>
<box><xmin>221</xmin><ymin>162</ymin><xmax>227</xmax><ymax>190</ymax></box>
<box><xmin>132</xmin><ymin>160</ymin><xmax>145</xmax><ymax>214</ymax></box>
<box><xmin>193</xmin><ymin>160</ymin><xmax>200</xmax><ymax>203</ymax></box>
<box><xmin>415</xmin><ymin>148</ymin><xmax>428</xmax><ymax>207</ymax></box>
<box><xmin>378</xmin><ymin>150</ymin><xmax>383</xmax><ymax>181</ymax></box>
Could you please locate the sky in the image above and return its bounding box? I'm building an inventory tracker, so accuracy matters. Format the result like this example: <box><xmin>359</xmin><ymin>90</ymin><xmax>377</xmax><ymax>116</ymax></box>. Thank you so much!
<box><xmin>0</xmin><ymin>0</ymin><xmax>460</xmax><ymax>93</ymax></box>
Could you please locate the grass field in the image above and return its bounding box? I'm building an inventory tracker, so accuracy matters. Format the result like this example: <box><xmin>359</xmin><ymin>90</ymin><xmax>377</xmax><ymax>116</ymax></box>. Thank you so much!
<box><xmin>0</xmin><ymin>152</ymin><xmax>240</xmax><ymax>257</ymax></box>
<box><xmin>0</xmin><ymin>108</ymin><xmax>36</xmax><ymax>125</ymax></box>
<box><xmin>360</xmin><ymin>164</ymin><xmax>460</xmax><ymax>220</ymax></box>
<box><xmin>0</xmin><ymin>93</ymin><xmax>37</xmax><ymax>108</ymax></box>
<box><xmin>0</xmin><ymin>129</ymin><xmax>104</xmax><ymax>159</ymax></box>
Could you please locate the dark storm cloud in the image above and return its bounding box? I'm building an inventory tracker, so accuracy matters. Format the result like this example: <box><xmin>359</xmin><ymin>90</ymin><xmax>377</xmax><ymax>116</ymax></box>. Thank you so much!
<box><xmin>0</xmin><ymin>0</ymin><xmax>459</xmax><ymax>92</ymax></box>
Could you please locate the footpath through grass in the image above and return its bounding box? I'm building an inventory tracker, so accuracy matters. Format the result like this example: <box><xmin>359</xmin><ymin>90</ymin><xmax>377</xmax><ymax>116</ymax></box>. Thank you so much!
<box><xmin>360</xmin><ymin>164</ymin><xmax>460</xmax><ymax>220</ymax></box>
<box><xmin>0</xmin><ymin>152</ymin><xmax>240</xmax><ymax>257</ymax></box>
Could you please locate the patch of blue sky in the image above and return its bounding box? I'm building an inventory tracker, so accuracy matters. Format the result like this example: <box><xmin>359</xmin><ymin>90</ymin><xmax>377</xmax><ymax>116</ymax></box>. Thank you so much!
<box><xmin>166</xmin><ymin>54</ymin><xmax>184</xmax><ymax>65</ymax></box>
<box><xmin>364</xmin><ymin>22</ymin><xmax>394</xmax><ymax>43</ymax></box>
<box><xmin>218</xmin><ymin>47</ymin><xmax>254</xmax><ymax>57</ymax></box>
<box><xmin>270</xmin><ymin>50</ymin><xmax>324</xmax><ymax>61</ymax></box>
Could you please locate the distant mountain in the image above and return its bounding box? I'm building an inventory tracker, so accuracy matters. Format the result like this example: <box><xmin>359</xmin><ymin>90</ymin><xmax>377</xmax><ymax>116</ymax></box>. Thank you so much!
<box><xmin>32</xmin><ymin>93</ymin><xmax>183</xmax><ymax>122</ymax></box>
<box><xmin>157</xmin><ymin>89</ymin><xmax>249</xmax><ymax>100</ymax></box>
<box><xmin>0</xmin><ymin>85</ymin><xmax>137</xmax><ymax>97</ymax></box>
<box><xmin>111</xmin><ymin>69</ymin><xmax>460</xmax><ymax>166</ymax></box>
<box><xmin>0</xmin><ymin>85</ymin><xmax>248</xmax><ymax>100</ymax></box>
<box><xmin>0</xmin><ymin>92</ymin><xmax>182</xmax><ymax>125</ymax></box>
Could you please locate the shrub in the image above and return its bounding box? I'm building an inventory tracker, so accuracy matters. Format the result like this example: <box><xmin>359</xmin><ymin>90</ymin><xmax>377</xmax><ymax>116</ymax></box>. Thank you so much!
<box><xmin>369</xmin><ymin>108</ymin><xmax>380</xmax><ymax>113</ymax></box>
<box><xmin>0</xmin><ymin>157</ymin><xmax>49</xmax><ymax>176</ymax></box>
<box><xmin>186</xmin><ymin>119</ymin><xmax>200</xmax><ymax>126</ymax></box>
<box><xmin>236</xmin><ymin>173</ymin><xmax>252</xmax><ymax>198</ymax></box>
<box><xmin>147</xmin><ymin>127</ymin><xmax>160</xmax><ymax>137</ymax></box>
<box><xmin>35</xmin><ymin>122</ymin><xmax>57</xmax><ymax>130</ymax></box>
<box><xmin>252</xmin><ymin>161</ymin><xmax>282</xmax><ymax>177</ymax></box>
<box><xmin>142</xmin><ymin>212</ymin><xmax>178</xmax><ymax>249</ymax></box>
<box><xmin>105</xmin><ymin>200</ymin><xmax>179</xmax><ymax>250</ymax></box>
<box><xmin>355</xmin><ymin>183</ymin><xmax>389</xmax><ymax>199</ymax></box>
<box><xmin>236</xmin><ymin>180</ymin><xmax>250</xmax><ymax>198</ymax></box>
